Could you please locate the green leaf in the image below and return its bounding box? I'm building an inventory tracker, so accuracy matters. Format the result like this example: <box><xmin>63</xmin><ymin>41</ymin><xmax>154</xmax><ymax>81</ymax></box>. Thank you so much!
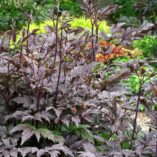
<box><xmin>38</xmin><ymin>128</ymin><xmax>64</xmax><ymax>143</ymax></box>
<box><xmin>120</xmin><ymin>141</ymin><xmax>130</xmax><ymax>149</ymax></box>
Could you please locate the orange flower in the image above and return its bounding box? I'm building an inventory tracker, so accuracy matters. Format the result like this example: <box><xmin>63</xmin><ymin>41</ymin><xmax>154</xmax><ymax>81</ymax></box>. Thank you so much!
<box><xmin>113</xmin><ymin>45</ymin><xmax>123</xmax><ymax>53</ymax></box>
<box><xmin>92</xmin><ymin>40</ymin><xmax>135</xmax><ymax>62</ymax></box>
<box><xmin>95</xmin><ymin>46</ymin><xmax>129</xmax><ymax>62</ymax></box>
<box><xmin>100</xmin><ymin>40</ymin><xmax>108</xmax><ymax>47</ymax></box>
<box><xmin>95</xmin><ymin>53</ymin><xmax>106</xmax><ymax>62</ymax></box>
<box><xmin>100</xmin><ymin>40</ymin><xmax>113</xmax><ymax>48</ymax></box>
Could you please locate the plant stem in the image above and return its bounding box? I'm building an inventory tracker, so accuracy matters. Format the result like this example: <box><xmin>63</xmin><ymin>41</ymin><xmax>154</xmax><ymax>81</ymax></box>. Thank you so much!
<box><xmin>91</xmin><ymin>21</ymin><xmax>95</xmax><ymax>58</ymax></box>
<box><xmin>95</xmin><ymin>24</ymin><xmax>99</xmax><ymax>44</ymax></box>
<box><xmin>53</xmin><ymin>56</ymin><xmax>62</xmax><ymax>106</ymax></box>
<box><xmin>53</xmin><ymin>27</ymin><xmax>62</xmax><ymax>106</ymax></box>
<box><xmin>53</xmin><ymin>1</ymin><xmax>60</xmax><ymax>64</ymax></box>
<box><xmin>26</xmin><ymin>13</ymin><xmax>31</xmax><ymax>53</ymax></box>
<box><xmin>130</xmin><ymin>81</ymin><xmax>142</xmax><ymax>149</ymax></box>
<box><xmin>156</xmin><ymin>140</ymin><xmax>157</xmax><ymax>157</ymax></box>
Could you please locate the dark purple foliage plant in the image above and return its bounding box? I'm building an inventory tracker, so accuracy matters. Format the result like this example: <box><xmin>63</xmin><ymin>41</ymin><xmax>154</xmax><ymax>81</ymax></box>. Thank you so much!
<box><xmin>0</xmin><ymin>0</ymin><xmax>156</xmax><ymax>157</ymax></box>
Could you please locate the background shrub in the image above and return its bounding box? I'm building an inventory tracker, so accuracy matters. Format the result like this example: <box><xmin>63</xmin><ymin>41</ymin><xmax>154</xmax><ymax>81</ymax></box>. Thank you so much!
<box><xmin>0</xmin><ymin>0</ymin><xmax>81</xmax><ymax>31</ymax></box>
<box><xmin>60</xmin><ymin>0</ymin><xmax>81</xmax><ymax>16</ymax></box>
<box><xmin>112</xmin><ymin>0</ymin><xmax>137</xmax><ymax>22</ymax></box>
<box><xmin>133</xmin><ymin>36</ymin><xmax>157</xmax><ymax>58</ymax></box>
<box><xmin>112</xmin><ymin>0</ymin><xmax>157</xmax><ymax>25</ymax></box>
<box><xmin>0</xmin><ymin>0</ymin><xmax>54</xmax><ymax>31</ymax></box>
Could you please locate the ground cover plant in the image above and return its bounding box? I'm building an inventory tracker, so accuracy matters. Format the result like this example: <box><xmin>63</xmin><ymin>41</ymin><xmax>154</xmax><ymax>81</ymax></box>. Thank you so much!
<box><xmin>0</xmin><ymin>0</ymin><xmax>157</xmax><ymax>157</ymax></box>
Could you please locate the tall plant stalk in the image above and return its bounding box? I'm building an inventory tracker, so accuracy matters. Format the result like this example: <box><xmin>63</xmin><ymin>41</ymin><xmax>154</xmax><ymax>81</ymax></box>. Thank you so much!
<box><xmin>130</xmin><ymin>70</ymin><xmax>157</xmax><ymax>149</ymax></box>
<box><xmin>53</xmin><ymin>1</ymin><xmax>60</xmax><ymax>63</ymax></box>
<box><xmin>53</xmin><ymin>0</ymin><xmax>62</xmax><ymax>105</ymax></box>
<box><xmin>130</xmin><ymin>79</ymin><xmax>142</xmax><ymax>149</ymax></box>
<box><xmin>82</xmin><ymin>0</ymin><xmax>116</xmax><ymax>59</ymax></box>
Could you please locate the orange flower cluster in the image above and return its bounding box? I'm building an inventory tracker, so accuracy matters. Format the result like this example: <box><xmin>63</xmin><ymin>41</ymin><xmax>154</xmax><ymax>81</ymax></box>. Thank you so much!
<box><xmin>96</xmin><ymin>40</ymin><xmax>128</xmax><ymax>62</ymax></box>
<box><xmin>86</xmin><ymin>40</ymin><xmax>142</xmax><ymax>62</ymax></box>
<box><xmin>100</xmin><ymin>40</ymin><xmax>112</xmax><ymax>47</ymax></box>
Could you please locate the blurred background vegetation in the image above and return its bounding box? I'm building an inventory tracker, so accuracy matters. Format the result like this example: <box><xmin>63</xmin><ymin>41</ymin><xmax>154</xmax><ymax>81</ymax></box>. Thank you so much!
<box><xmin>1</xmin><ymin>0</ymin><xmax>157</xmax><ymax>30</ymax></box>
<box><xmin>0</xmin><ymin>0</ymin><xmax>81</xmax><ymax>31</ymax></box>
<box><xmin>0</xmin><ymin>0</ymin><xmax>156</xmax><ymax>57</ymax></box>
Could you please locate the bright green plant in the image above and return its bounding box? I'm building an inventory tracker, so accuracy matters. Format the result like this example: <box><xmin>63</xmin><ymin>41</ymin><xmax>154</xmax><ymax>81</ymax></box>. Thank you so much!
<box><xmin>133</xmin><ymin>35</ymin><xmax>157</xmax><ymax>58</ymax></box>
<box><xmin>62</xmin><ymin>124</ymin><xmax>94</xmax><ymax>143</ymax></box>
<box><xmin>70</xmin><ymin>17</ymin><xmax>110</xmax><ymax>33</ymax></box>
<box><xmin>25</xmin><ymin>17</ymin><xmax>110</xmax><ymax>34</ymax></box>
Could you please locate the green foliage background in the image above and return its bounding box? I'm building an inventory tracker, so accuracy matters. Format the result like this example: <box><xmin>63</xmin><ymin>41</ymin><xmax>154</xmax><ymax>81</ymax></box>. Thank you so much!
<box><xmin>0</xmin><ymin>0</ymin><xmax>81</xmax><ymax>31</ymax></box>
<box><xmin>133</xmin><ymin>36</ymin><xmax>157</xmax><ymax>58</ymax></box>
